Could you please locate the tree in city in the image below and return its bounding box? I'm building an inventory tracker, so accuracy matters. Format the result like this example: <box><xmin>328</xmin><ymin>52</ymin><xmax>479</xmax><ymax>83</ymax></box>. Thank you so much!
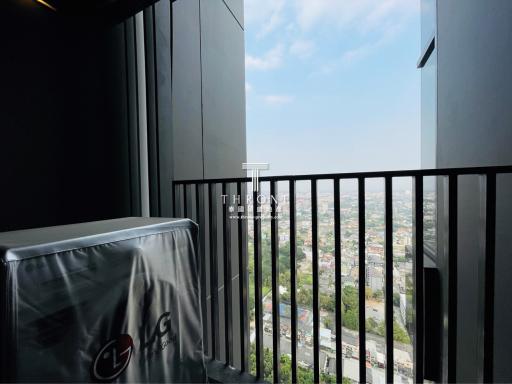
<box><xmin>251</xmin><ymin>343</ymin><xmax>355</xmax><ymax>384</ymax></box>
<box><xmin>280</xmin><ymin>270</ymin><xmax>291</xmax><ymax>289</ymax></box>
<box><xmin>297</xmin><ymin>287</ymin><xmax>312</xmax><ymax>307</ymax></box>
<box><xmin>341</xmin><ymin>285</ymin><xmax>359</xmax><ymax>331</ymax></box>
<box><xmin>342</xmin><ymin>286</ymin><xmax>358</xmax><ymax>311</ymax></box>
<box><xmin>365</xmin><ymin>287</ymin><xmax>373</xmax><ymax>300</ymax></box>
<box><xmin>343</xmin><ymin>309</ymin><xmax>359</xmax><ymax>331</ymax></box>
<box><xmin>393</xmin><ymin>319</ymin><xmax>411</xmax><ymax>344</ymax></box>
<box><xmin>281</xmin><ymin>289</ymin><xmax>291</xmax><ymax>303</ymax></box>
<box><xmin>298</xmin><ymin>273</ymin><xmax>313</xmax><ymax>287</ymax></box>
<box><xmin>249</xmin><ymin>345</ymin><xmax>273</xmax><ymax>382</ymax></box>
<box><xmin>279</xmin><ymin>354</ymin><xmax>292</xmax><ymax>384</ymax></box>
<box><xmin>365</xmin><ymin>317</ymin><xmax>385</xmax><ymax>337</ymax></box>
<box><xmin>320</xmin><ymin>292</ymin><xmax>336</xmax><ymax>312</ymax></box>
<box><xmin>372</xmin><ymin>290</ymin><xmax>384</xmax><ymax>301</ymax></box>
<box><xmin>393</xmin><ymin>292</ymin><xmax>400</xmax><ymax>307</ymax></box>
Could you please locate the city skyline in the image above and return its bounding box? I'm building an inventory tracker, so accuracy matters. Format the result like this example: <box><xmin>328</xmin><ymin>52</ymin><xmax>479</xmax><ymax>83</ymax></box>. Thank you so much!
<box><xmin>246</xmin><ymin>188</ymin><xmax>422</xmax><ymax>383</ymax></box>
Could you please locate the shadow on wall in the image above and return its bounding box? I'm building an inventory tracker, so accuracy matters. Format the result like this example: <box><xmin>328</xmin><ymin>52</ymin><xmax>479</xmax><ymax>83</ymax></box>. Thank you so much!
<box><xmin>0</xmin><ymin>0</ymin><xmax>134</xmax><ymax>231</ymax></box>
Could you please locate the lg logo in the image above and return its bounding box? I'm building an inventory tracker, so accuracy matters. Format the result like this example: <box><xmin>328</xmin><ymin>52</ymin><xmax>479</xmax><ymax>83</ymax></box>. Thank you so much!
<box><xmin>140</xmin><ymin>311</ymin><xmax>172</xmax><ymax>351</ymax></box>
<box><xmin>90</xmin><ymin>312</ymin><xmax>173</xmax><ymax>382</ymax></box>
<box><xmin>91</xmin><ymin>334</ymin><xmax>134</xmax><ymax>382</ymax></box>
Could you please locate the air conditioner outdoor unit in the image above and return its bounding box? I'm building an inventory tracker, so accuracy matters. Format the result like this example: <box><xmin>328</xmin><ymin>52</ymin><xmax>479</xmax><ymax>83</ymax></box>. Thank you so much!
<box><xmin>0</xmin><ymin>217</ymin><xmax>205</xmax><ymax>383</ymax></box>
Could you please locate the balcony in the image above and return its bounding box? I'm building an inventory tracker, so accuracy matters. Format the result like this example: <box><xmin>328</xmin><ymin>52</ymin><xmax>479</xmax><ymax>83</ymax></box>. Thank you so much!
<box><xmin>173</xmin><ymin>165</ymin><xmax>510</xmax><ymax>384</ymax></box>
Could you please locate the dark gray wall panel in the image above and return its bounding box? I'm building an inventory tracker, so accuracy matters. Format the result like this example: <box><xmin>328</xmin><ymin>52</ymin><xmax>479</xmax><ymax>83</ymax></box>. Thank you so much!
<box><xmin>454</xmin><ymin>176</ymin><xmax>485</xmax><ymax>383</ymax></box>
<box><xmin>0</xmin><ymin>2</ymin><xmax>61</xmax><ymax>231</ymax></box>
<box><xmin>154</xmin><ymin>0</ymin><xmax>173</xmax><ymax>216</ymax></box>
<box><xmin>494</xmin><ymin>175</ymin><xmax>512</xmax><ymax>383</ymax></box>
<box><xmin>172</xmin><ymin>0</ymin><xmax>204</xmax><ymax>181</ymax></box>
<box><xmin>144</xmin><ymin>6</ymin><xmax>161</xmax><ymax>216</ymax></box>
<box><xmin>436</xmin><ymin>1</ymin><xmax>512</xmax><ymax>381</ymax></box>
<box><xmin>200</xmin><ymin>0</ymin><xmax>246</xmax><ymax>179</ymax></box>
<box><xmin>437</xmin><ymin>0</ymin><xmax>512</xmax><ymax>169</ymax></box>
<box><xmin>223</xmin><ymin>0</ymin><xmax>244</xmax><ymax>28</ymax></box>
<box><xmin>0</xmin><ymin>1</ymin><xmax>133</xmax><ymax>231</ymax></box>
<box><xmin>125</xmin><ymin>17</ymin><xmax>142</xmax><ymax>216</ymax></box>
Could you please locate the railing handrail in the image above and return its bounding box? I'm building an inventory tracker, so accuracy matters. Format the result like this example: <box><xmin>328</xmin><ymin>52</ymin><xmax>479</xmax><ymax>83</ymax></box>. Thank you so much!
<box><xmin>173</xmin><ymin>164</ymin><xmax>512</xmax><ymax>185</ymax></box>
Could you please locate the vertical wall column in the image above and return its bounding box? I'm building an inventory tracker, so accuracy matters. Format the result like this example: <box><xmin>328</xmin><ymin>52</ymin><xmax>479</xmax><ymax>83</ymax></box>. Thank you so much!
<box><xmin>126</xmin><ymin>1</ymin><xmax>173</xmax><ymax>218</ymax></box>
<box><xmin>135</xmin><ymin>11</ymin><xmax>150</xmax><ymax>217</ymax></box>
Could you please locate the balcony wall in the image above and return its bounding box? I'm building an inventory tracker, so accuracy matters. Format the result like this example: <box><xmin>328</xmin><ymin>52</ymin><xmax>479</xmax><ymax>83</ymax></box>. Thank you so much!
<box><xmin>172</xmin><ymin>0</ymin><xmax>246</xmax><ymax>181</ymax></box>
<box><xmin>171</xmin><ymin>0</ymin><xmax>247</xmax><ymax>370</ymax></box>
<box><xmin>0</xmin><ymin>0</ymin><xmax>247</xmax><ymax>232</ymax></box>
<box><xmin>0</xmin><ymin>1</ymin><xmax>132</xmax><ymax>231</ymax></box>
<box><xmin>436</xmin><ymin>1</ymin><xmax>512</xmax><ymax>381</ymax></box>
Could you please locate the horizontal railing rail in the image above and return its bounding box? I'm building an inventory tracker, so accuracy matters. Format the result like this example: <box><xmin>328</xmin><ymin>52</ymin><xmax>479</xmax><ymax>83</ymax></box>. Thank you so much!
<box><xmin>173</xmin><ymin>165</ymin><xmax>510</xmax><ymax>384</ymax></box>
<box><xmin>173</xmin><ymin>165</ymin><xmax>512</xmax><ymax>184</ymax></box>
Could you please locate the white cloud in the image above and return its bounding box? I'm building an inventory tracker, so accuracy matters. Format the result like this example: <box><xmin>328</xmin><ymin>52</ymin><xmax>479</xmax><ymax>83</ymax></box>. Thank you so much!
<box><xmin>315</xmin><ymin>32</ymin><xmax>393</xmax><ymax>75</ymax></box>
<box><xmin>245</xmin><ymin>44</ymin><xmax>284</xmax><ymax>71</ymax></box>
<box><xmin>289</xmin><ymin>39</ymin><xmax>315</xmax><ymax>59</ymax></box>
<box><xmin>245</xmin><ymin>0</ymin><xmax>286</xmax><ymax>38</ymax></box>
<box><xmin>341</xmin><ymin>46</ymin><xmax>371</xmax><ymax>64</ymax></box>
<box><xmin>244</xmin><ymin>0</ymin><xmax>419</xmax><ymax>75</ymax></box>
<box><xmin>293</xmin><ymin>0</ymin><xmax>418</xmax><ymax>32</ymax></box>
<box><xmin>245</xmin><ymin>82</ymin><xmax>253</xmax><ymax>93</ymax></box>
<box><xmin>303</xmin><ymin>0</ymin><xmax>418</xmax><ymax>74</ymax></box>
<box><xmin>263</xmin><ymin>94</ymin><xmax>295</xmax><ymax>105</ymax></box>
<box><xmin>339</xmin><ymin>20</ymin><xmax>404</xmax><ymax>66</ymax></box>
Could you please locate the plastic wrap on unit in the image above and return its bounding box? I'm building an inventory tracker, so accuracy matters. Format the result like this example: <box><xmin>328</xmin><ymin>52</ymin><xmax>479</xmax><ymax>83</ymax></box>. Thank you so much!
<box><xmin>0</xmin><ymin>217</ymin><xmax>206</xmax><ymax>383</ymax></box>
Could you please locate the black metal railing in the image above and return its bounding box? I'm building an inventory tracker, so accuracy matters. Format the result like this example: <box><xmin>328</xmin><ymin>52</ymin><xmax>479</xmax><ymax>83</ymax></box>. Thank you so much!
<box><xmin>173</xmin><ymin>165</ymin><xmax>512</xmax><ymax>384</ymax></box>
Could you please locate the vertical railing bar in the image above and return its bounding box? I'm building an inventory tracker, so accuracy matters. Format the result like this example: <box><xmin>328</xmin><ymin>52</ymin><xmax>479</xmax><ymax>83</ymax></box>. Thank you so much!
<box><xmin>209</xmin><ymin>183</ymin><xmax>219</xmax><ymax>360</ymax></box>
<box><xmin>271</xmin><ymin>181</ymin><xmax>281</xmax><ymax>383</ymax></box>
<box><xmin>254</xmin><ymin>182</ymin><xmax>264</xmax><ymax>378</ymax></box>
<box><xmin>358</xmin><ymin>177</ymin><xmax>366</xmax><ymax>384</ymax></box>
<box><xmin>172</xmin><ymin>182</ymin><xmax>177</xmax><ymax>217</ymax></box>
<box><xmin>238</xmin><ymin>181</ymin><xmax>249</xmax><ymax>372</ymax></box>
<box><xmin>385</xmin><ymin>176</ymin><xmax>394</xmax><ymax>383</ymax></box>
<box><xmin>447</xmin><ymin>175</ymin><xmax>458</xmax><ymax>383</ymax></box>
<box><xmin>177</xmin><ymin>184</ymin><xmax>182</xmax><ymax>217</ymax></box>
<box><xmin>289</xmin><ymin>180</ymin><xmax>298</xmax><ymax>384</ymax></box>
<box><xmin>222</xmin><ymin>183</ymin><xmax>233</xmax><ymax>366</ymax></box>
<box><xmin>333</xmin><ymin>178</ymin><xmax>343</xmax><ymax>383</ymax></box>
<box><xmin>183</xmin><ymin>183</ymin><xmax>188</xmax><ymax>218</ymax></box>
<box><xmin>413</xmin><ymin>176</ymin><xmax>424</xmax><ymax>383</ymax></box>
<box><xmin>483</xmin><ymin>172</ymin><xmax>496</xmax><ymax>383</ymax></box>
<box><xmin>195</xmin><ymin>183</ymin><xmax>200</xmax><ymax>222</ymax></box>
<box><xmin>311</xmin><ymin>180</ymin><xmax>320</xmax><ymax>384</ymax></box>
<box><xmin>196</xmin><ymin>183</ymin><xmax>209</xmax><ymax>358</ymax></box>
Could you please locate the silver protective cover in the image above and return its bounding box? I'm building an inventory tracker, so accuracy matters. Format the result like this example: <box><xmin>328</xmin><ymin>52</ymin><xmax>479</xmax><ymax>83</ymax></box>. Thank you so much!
<box><xmin>0</xmin><ymin>217</ymin><xmax>205</xmax><ymax>383</ymax></box>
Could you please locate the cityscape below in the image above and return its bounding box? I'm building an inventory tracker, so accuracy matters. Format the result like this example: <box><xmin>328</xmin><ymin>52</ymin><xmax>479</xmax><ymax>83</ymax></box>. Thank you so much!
<box><xmin>240</xmin><ymin>181</ymin><xmax>436</xmax><ymax>384</ymax></box>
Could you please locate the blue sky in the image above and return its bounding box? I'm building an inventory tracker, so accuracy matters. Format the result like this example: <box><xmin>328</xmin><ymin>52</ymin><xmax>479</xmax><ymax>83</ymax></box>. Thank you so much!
<box><xmin>244</xmin><ymin>0</ymin><xmax>421</xmax><ymax>176</ymax></box>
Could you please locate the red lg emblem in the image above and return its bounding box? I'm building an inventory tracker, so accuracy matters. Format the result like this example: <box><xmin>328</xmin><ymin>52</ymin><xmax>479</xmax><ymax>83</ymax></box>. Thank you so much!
<box><xmin>91</xmin><ymin>334</ymin><xmax>134</xmax><ymax>382</ymax></box>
